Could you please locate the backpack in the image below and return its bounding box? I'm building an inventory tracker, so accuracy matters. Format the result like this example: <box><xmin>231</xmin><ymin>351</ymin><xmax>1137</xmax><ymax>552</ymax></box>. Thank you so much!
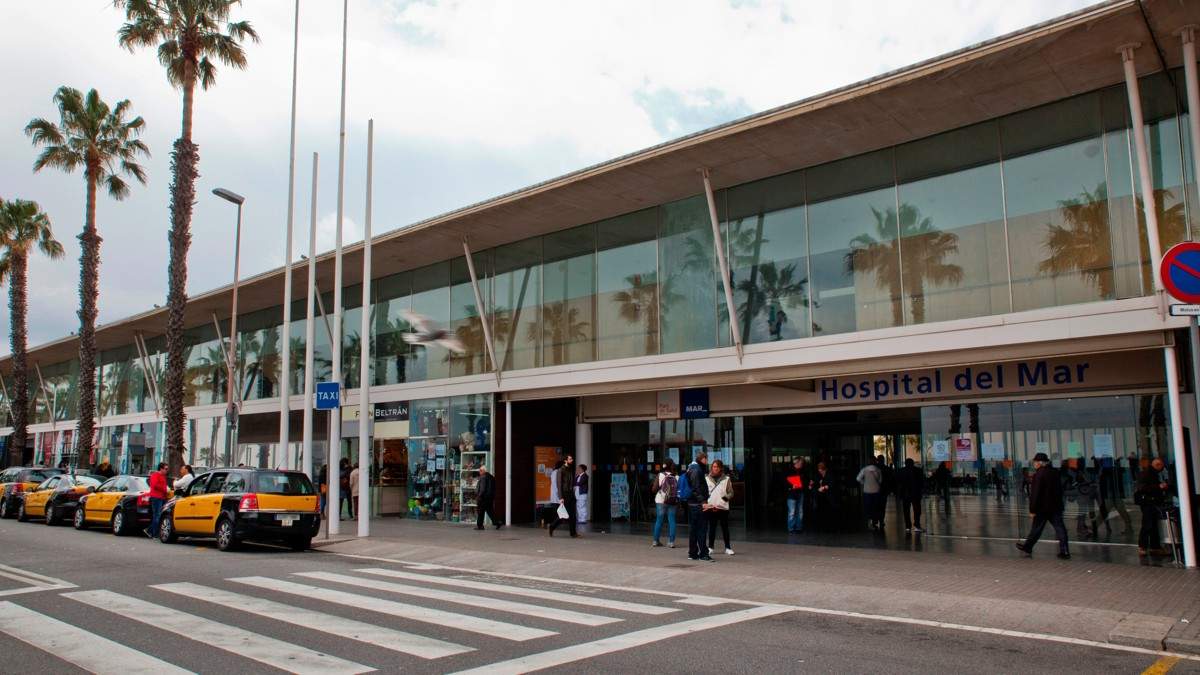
<box><xmin>677</xmin><ymin>464</ymin><xmax>696</xmax><ymax>502</ymax></box>
<box><xmin>659</xmin><ymin>474</ymin><xmax>679</xmax><ymax>505</ymax></box>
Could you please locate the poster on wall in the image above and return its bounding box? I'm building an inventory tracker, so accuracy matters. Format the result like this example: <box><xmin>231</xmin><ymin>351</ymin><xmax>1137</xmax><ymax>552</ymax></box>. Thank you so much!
<box><xmin>954</xmin><ymin>438</ymin><xmax>975</xmax><ymax>462</ymax></box>
<box><xmin>534</xmin><ymin>446</ymin><xmax>563</xmax><ymax>503</ymax></box>
<box><xmin>610</xmin><ymin>473</ymin><xmax>630</xmax><ymax>519</ymax></box>
<box><xmin>931</xmin><ymin>440</ymin><xmax>950</xmax><ymax>462</ymax></box>
<box><xmin>1067</xmin><ymin>441</ymin><xmax>1083</xmax><ymax>459</ymax></box>
<box><xmin>1092</xmin><ymin>434</ymin><xmax>1114</xmax><ymax>458</ymax></box>
<box><xmin>981</xmin><ymin>442</ymin><xmax>1005</xmax><ymax>460</ymax></box>
<box><xmin>1035</xmin><ymin>441</ymin><xmax>1050</xmax><ymax>457</ymax></box>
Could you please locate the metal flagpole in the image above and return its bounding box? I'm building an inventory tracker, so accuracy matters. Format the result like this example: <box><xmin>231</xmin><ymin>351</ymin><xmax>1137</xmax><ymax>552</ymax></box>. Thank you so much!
<box><xmin>279</xmin><ymin>0</ymin><xmax>300</xmax><ymax>470</ymax></box>
<box><xmin>328</xmin><ymin>0</ymin><xmax>349</xmax><ymax>535</ymax></box>
<box><xmin>302</xmin><ymin>153</ymin><xmax>319</xmax><ymax>481</ymax></box>
<box><xmin>358</xmin><ymin>119</ymin><xmax>374</xmax><ymax>538</ymax></box>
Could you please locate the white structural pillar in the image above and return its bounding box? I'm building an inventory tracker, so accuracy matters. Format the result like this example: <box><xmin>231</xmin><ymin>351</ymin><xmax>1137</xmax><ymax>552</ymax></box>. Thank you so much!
<box><xmin>279</xmin><ymin>0</ymin><xmax>300</xmax><ymax>471</ymax></box>
<box><xmin>357</xmin><ymin>119</ymin><xmax>374</xmax><ymax>538</ymax></box>
<box><xmin>327</xmin><ymin>0</ymin><xmax>349</xmax><ymax>536</ymax></box>
<box><xmin>1122</xmin><ymin>43</ymin><xmax>1197</xmax><ymax>568</ymax></box>
<box><xmin>505</xmin><ymin>400</ymin><xmax>512</xmax><ymax>527</ymax></box>
<box><xmin>302</xmin><ymin>153</ymin><xmax>319</xmax><ymax>481</ymax></box>
<box><xmin>575</xmin><ymin>420</ymin><xmax>592</xmax><ymax>522</ymax></box>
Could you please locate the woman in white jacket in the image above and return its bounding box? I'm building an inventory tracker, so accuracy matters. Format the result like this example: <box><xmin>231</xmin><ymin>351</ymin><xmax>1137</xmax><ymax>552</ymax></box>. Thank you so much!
<box><xmin>706</xmin><ymin>460</ymin><xmax>734</xmax><ymax>555</ymax></box>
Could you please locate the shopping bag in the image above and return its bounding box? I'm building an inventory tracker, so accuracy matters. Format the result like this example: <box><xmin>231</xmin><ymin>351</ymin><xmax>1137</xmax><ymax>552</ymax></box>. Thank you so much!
<box><xmin>557</xmin><ymin>504</ymin><xmax>569</xmax><ymax>520</ymax></box>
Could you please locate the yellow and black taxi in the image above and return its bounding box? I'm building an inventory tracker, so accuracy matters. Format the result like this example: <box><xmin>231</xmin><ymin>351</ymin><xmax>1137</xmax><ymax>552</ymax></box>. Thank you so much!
<box><xmin>158</xmin><ymin>468</ymin><xmax>319</xmax><ymax>551</ymax></box>
<box><xmin>73</xmin><ymin>474</ymin><xmax>163</xmax><ymax>535</ymax></box>
<box><xmin>16</xmin><ymin>474</ymin><xmax>104</xmax><ymax>525</ymax></box>
<box><xmin>0</xmin><ymin>467</ymin><xmax>62</xmax><ymax>519</ymax></box>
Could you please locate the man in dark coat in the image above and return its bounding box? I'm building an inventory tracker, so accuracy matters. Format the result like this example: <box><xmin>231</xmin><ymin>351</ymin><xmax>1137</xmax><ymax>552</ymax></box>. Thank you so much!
<box><xmin>685</xmin><ymin>452</ymin><xmax>712</xmax><ymax>561</ymax></box>
<box><xmin>1135</xmin><ymin>457</ymin><xmax>1169</xmax><ymax>556</ymax></box>
<box><xmin>549</xmin><ymin>455</ymin><xmax>579</xmax><ymax>537</ymax></box>
<box><xmin>898</xmin><ymin>458</ymin><xmax>924</xmax><ymax>533</ymax></box>
<box><xmin>1016</xmin><ymin>452</ymin><xmax>1070</xmax><ymax>559</ymax></box>
<box><xmin>474</xmin><ymin>465</ymin><xmax>501</xmax><ymax>530</ymax></box>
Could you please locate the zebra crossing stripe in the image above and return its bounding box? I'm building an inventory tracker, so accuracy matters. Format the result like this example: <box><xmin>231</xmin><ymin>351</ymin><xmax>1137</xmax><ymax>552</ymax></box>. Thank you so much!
<box><xmin>0</xmin><ymin>600</ymin><xmax>191</xmax><ymax>675</ymax></box>
<box><xmin>354</xmin><ymin>567</ymin><xmax>677</xmax><ymax>616</ymax></box>
<box><xmin>231</xmin><ymin>576</ymin><xmax>557</xmax><ymax>642</ymax></box>
<box><xmin>63</xmin><ymin>590</ymin><xmax>373</xmax><ymax>675</ymax></box>
<box><xmin>153</xmin><ymin>582</ymin><xmax>472</xmax><ymax>660</ymax></box>
<box><xmin>296</xmin><ymin>571</ymin><xmax>620</xmax><ymax>627</ymax></box>
<box><xmin>451</xmin><ymin>604</ymin><xmax>796</xmax><ymax>675</ymax></box>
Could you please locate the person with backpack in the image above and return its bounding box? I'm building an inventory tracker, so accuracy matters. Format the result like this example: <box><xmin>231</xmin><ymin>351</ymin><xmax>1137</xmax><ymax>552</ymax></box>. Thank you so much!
<box><xmin>682</xmin><ymin>451</ymin><xmax>713</xmax><ymax>562</ymax></box>
<box><xmin>652</xmin><ymin>459</ymin><xmax>679</xmax><ymax>547</ymax></box>
<box><xmin>706</xmin><ymin>459</ymin><xmax>734</xmax><ymax>555</ymax></box>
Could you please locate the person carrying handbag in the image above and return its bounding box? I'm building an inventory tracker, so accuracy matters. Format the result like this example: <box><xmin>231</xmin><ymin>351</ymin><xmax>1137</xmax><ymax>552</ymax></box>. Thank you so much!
<box><xmin>706</xmin><ymin>460</ymin><xmax>734</xmax><ymax>555</ymax></box>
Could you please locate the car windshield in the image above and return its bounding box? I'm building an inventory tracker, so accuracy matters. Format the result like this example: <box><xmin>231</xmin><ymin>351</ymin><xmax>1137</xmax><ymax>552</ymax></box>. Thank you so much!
<box><xmin>73</xmin><ymin>476</ymin><xmax>103</xmax><ymax>488</ymax></box>
<box><xmin>253</xmin><ymin>472</ymin><xmax>315</xmax><ymax>495</ymax></box>
<box><xmin>127</xmin><ymin>477</ymin><xmax>150</xmax><ymax>491</ymax></box>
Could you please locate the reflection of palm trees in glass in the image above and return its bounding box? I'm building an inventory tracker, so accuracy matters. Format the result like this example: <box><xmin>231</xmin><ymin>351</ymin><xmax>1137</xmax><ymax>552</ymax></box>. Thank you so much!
<box><xmin>846</xmin><ymin>204</ymin><xmax>962</xmax><ymax>326</ymax></box>
<box><xmin>736</xmin><ymin>262</ymin><xmax>809</xmax><ymax>341</ymax></box>
<box><xmin>613</xmin><ymin>273</ymin><xmax>661</xmax><ymax>356</ymax></box>
<box><xmin>536</xmin><ymin>301</ymin><xmax>589</xmax><ymax>365</ymax></box>
<box><xmin>195</xmin><ymin>344</ymin><xmax>227</xmax><ymax>403</ymax></box>
<box><xmin>103</xmin><ymin>360</ymin><xmax>135</xmax><ymax>415</ymax></box>
<box><xmin>1038</xmin><ymin>184</ymin><xmax>1115</xmax><ymax>299</ymax></box>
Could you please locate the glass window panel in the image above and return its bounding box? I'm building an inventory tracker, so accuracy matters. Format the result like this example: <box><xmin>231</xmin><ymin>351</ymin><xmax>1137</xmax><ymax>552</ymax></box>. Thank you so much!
<box><xmin>597</xmin><ymin>210</ymin><xmax>659</xmax><ymax>359</ymax></box>
<box><xmin>183</xmin><ymin>324</ymin><xmax>226</xmax><ymax>407</ymax></box>
<box><xmin>493</xmin><ymin>239</ymin><xmax>541</xmax><ymax>371</ymax></box>
<box><xmin>659</xmin><ymin>195</ymin><xmax>718</xmax><ymax>353</ymax></box>
<box><xmin>450</xmin><ymin>254</ymin><xmax>491</xmax><ymax>378</ymax></box>
<box><xmin>1002</xmin><ymin>92</ymin><xmax>1115</xmax><ymax>311</ymax></box>
<box><xmin>724</xmin><ymin>171</ymin><xmax>810</xmax><ymax>344</ymax></box>
<box><xmin>896</xmin><ymin>121</ymin><xmax>1009</xmax><ymax>322</ymax></box>
<box><xmin>542</xmin><ymin>225</ymin><xmax>595</xmax><ymax>366</ymax></box>
<box><xmin>807</xmin><ymin>150</ymin><xmax>901</xmax><ymax>335</ymax></box>
<box><xmin>236</xmin><ymin>306</ymin><xmax>282</xmax><ymax>401</ymax></box>
<box><xmin>342</xmin><ymin>284</ymin><xmax>364</xmax><ymax>389</ymax></box>
<box><xmin>408</xmin><ymin>262</ymin><xmax>450</xmax><ymax>381</ymax></box>
<box><xmin>373</xmin><ymin>271</ymin><xmax>412</xmax><ymax>386</ymax></box>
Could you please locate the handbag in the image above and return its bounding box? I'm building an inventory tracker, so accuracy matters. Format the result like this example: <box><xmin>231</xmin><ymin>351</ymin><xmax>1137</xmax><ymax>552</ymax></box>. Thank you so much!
<box><xmin>556</xmin><ymin>503</ymin><xmax>569</xmax><ymax>520</ymax></box>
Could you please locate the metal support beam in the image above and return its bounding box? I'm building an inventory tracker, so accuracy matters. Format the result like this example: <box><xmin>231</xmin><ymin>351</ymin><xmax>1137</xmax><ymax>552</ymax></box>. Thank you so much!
<box><xmin>358</xmin><ymin>118</ymin><xmax>374</xmax><ymax>538</ymax></box>
<box><xmin>33</xmin><ymin>363</ymin><xmax>54</xmax><ymax>430</ymax></box>
<box><xmin>210</xmin><ymin>313</ymin><xmax>241</xmax><ymax>405</ymax></box>
<box><xmin>133</xmin><ymin>333</ymin><xmax>163</xmax><ymax>416</ymax></box>
<box><xmin>701</xmin><ymin>168</ymin><xmax>744</xmax><ymax>363</ymax></box>
<box><xmin>0</xmin><ymin>371</ymin><xmax>14</xmax><ymax>419</ymax></box>
<box><xmin>462</xmin><ymin>238</ymin><xmax>501</xmax><ymax>384</ymax></box>
<box><xmin>314</xmin><ymin>290</ymin><xmax>337</xmax><ymax>349</ymax></box>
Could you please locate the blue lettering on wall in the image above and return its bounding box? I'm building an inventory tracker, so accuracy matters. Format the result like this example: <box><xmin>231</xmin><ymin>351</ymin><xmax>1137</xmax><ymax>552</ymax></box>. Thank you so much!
<box><xmin>818</xmin><ymin>359</ymin><xmax>1089</xmax><ymax>403</ymax></box>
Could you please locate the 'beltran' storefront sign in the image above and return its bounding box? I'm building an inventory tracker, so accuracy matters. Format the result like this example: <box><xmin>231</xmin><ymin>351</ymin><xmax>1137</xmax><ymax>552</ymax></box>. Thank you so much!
<box><xmin>817</xmin><ymin>352</ymin><xmax>1160</xmax><ymax>404</ymax></box>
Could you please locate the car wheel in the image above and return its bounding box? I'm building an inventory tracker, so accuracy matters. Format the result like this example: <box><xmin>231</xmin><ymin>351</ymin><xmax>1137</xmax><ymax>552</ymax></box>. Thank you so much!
<box><xmin>216</xmin><ymin>517</ymin><xmax>239</xmax><ymax>552</ymax></box>
<box><xmin>158</xmin><ymin>514</ymin><xmax>177</xmax><ymax>544</ymax></box>
<box><xmin>111</xmin><ymin>509</ymin><xmax>127</xmax><ymax>536</ymax></box>
<box><xmin>0</xmin><ymin>498</ymin><xmax>10</xmax><ymax>519</ymax></box>
<box><xmin>44</xmin><ymin>504</ymin><xmax>58</xmax><ymax>526</ymax></box>
<box><xmin>289</xmin><ymin>536</ymin><xmax>312</xmax><ymax>552</ymax></box>
<box><xmin>16</xmin><ymin>501</ymin><xmax>28</xmax><ymax>523</ymax></box>
<box><xmin>73</xmin><ymin>506</ymin><xmax>87</xmax><ymax>530</ymax></box>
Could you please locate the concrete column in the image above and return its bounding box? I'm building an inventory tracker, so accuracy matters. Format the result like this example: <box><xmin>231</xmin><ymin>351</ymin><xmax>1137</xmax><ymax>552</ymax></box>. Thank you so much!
<box><xmin>576</xmin><ymin>422</ymin><xmax>593</xmax><ymax>522</ymax></box>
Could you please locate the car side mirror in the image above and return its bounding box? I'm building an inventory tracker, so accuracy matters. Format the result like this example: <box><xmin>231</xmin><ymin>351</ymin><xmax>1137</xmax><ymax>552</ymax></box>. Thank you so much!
<box><xmin>87</xmin><ymin>486</ymin><xmax>96</xmax><ymax>493</ymax></box>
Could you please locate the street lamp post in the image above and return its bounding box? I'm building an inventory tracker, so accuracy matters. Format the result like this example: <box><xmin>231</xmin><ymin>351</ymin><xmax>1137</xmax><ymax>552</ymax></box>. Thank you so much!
<box><xmin>213</xmin><ymin>188</ymin><xmax>245</xmax><ymax>464</ymax></box>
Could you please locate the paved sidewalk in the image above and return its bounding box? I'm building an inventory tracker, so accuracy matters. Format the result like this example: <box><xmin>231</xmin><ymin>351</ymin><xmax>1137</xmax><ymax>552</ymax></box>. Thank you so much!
<box><xmin>315</xmin><ymin>517</ymin><xmax>1200</xmax><ymax>654</ymax></box>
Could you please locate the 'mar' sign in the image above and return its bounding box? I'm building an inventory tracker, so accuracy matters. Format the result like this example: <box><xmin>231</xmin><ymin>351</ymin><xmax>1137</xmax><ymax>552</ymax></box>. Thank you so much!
<box><xmin>315</xmin><ymin>382</ymin><xmax>341</xmax><ymax>410</ymax></box>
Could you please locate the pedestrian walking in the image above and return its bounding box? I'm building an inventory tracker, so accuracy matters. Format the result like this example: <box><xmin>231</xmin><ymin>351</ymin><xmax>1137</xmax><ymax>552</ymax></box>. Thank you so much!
<box><xmin>339</xmin><ymin>458</ymin><xmax>353</xmax><ymax>520</ymax></box>
<box><xmin>899</xmin><ymin>457</ymin><xmax>924</xmax><ymax>533</ymax></box>
<box><xmin>1134</xmin><ymin>457</ymin><xmax>1170</xmax><ymax>557</ymax></box>
<box><xmin>475</xmin><ymin>465</ymin><xmax>502</xmax><ymax>530</ymax></box>
<box><xmin>549</xmin><ymin>455</ymin><xmax>579</xmax><ymax>537</ymax></box>
<box><xmin>145</xmin><ymin>462</ymin><xmax>169</xmax><ymax>539</ymax></box>
<box><xmin>856</xmin><ymin>458</ymin><xmax>884</xmax><ymax>530</ymax></box>
<box><xmin>651</xmin><ymin>459</ymin><xmax>679</xmax><ymax>548</ymax></box>
<box><xmin>706</xmin><ymin>459</ymin><xmax>734</xmax><ymax>555</ymax></box>
<box><xmin>813</xmin><ymin>461</ymin><xmax>836</xmax><ymax>531</ymax></box>
<box><xmin>350</xmin><ymin>463</ymin><xmax>361</xmax><ymax>517</ymax></box>
<box><xmin>574</xmin><ymin>465</ymin><xmax>589</xmax><ymax>524</ymax></box>
<box><xmin>785</xmin><ymin>458</ymin><xmax>807</xmax><ymax>533</ymax></box>
<box><xmin>173</xmin><ymin>464</ymin><xmax>196</xmax><ymax>493</ymax></box>
<box><xmin>683</xmin><ymin>451</ymin><xmax>713</xmax><ymax>562</ymax></box>
<box><xmin>1016</xmin><ymin>452</ymin><xmax>1070</xmax><ymax>560</ymax></box>
<box><xmin>933</xmin><ymin>461</ymin><xmax>952</xmax><ymax>514</ymax></box>
<box><xmin>318</xmin><ymin>464</ymin><xmax>328</xmax><ymax>517</ymax></box>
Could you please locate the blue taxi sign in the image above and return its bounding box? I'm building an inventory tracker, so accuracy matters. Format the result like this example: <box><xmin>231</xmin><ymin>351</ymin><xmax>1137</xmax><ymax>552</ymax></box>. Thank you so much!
<box><xmin>315</xmin><ymin>382</ymin><xmax>341</xmax><ymax>410</ymax></box>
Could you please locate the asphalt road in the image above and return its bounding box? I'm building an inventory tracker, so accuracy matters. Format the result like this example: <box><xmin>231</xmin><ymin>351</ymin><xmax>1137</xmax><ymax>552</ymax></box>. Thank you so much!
<box><xmin>0</xmin><ymin>516</ymin><xmax>1194</xmax><ymax>674</ymax></box>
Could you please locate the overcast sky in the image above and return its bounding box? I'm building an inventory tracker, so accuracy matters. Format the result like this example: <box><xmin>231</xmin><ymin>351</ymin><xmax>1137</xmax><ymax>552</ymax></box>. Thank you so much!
<box><xmin>0</xmin><ymin>0</ymin><xmax>1096</xmax><ymax>354</ymax></box>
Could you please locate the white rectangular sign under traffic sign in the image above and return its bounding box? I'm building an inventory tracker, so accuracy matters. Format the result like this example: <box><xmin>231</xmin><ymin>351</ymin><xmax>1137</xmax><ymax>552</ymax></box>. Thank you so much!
<box><xmin>1169</xmin><ymin>304</ymin><xmax>1200</xmax><ymax>316</ymax></box>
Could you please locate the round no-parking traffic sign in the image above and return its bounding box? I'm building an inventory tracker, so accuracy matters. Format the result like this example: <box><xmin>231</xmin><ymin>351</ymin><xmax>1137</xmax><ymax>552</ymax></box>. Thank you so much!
<box><xmin>1160</xmin><ymin>242</ymin><xmax>1200</xmax><ymax>304</ymax></box>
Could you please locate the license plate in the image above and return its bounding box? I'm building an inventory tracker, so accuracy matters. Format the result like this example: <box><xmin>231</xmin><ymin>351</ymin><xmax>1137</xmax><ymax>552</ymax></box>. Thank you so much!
<box><xmin>277</xmin><ymin>514</ymin><xmax>299</xmax><ymax>526</ymax></box>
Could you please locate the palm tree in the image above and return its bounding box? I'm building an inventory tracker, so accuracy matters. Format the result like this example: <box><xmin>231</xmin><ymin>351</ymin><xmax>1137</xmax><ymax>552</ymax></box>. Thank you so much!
<box><xmin>846</xmin><ymin>204</ymin><xmax>962</xmax><ymax>326</ymax></box>
<box><xmin>736</xmin><ymin>262</ymin><xmax>809</xmax><ymax>341</ymax></box>
<box><xmin>25</xmin><ymin>87</ymin><xmax>148</xmax><ymax>464</ymax></box>
<box><xmin>1038</xmin><ymin>184</ymin><xmax>1116</xmax><ymax>299</ymax></box>
<box><xmin>536</xmin><ymin>301</ymin><xmax>590</xmax><ymax>365</ymax></box>
<box><xmin>0</xmin><ymin>199</ymin><xmax>64</xmax><ymax>460</ymax></box>
<box><xmin>612</xmin><ymin>273</ymin><xmax>661</xmax><ymax>356</ymax></box>
<box><xmin>114</xmin><ymin>0</ymin><xmax>258</xmax><ymax>474</ymax></box>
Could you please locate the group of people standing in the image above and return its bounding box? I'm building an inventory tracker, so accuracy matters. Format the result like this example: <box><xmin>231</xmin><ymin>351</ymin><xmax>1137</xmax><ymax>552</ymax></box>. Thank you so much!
<box><xmin>316</xmin><ymin>458</ymin><xmax>361</xmax><ymax>520</ymax></box>
<box><xmin>649</xmin><ymin>452</ymin><xmax>735</xmax><ymax>561</ymax></box>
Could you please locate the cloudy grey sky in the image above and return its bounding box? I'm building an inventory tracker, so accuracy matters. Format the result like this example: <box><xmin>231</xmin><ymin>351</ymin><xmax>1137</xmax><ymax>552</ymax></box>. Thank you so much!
<box><xmin>0</xmin><ymin>0</ymin><xmax>1095</xmax><ymax>353</ymax></box>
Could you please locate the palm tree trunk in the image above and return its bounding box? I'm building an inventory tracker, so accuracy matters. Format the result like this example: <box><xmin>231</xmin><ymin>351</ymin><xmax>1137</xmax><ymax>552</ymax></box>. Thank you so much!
<box><xmin>76</xmin><ymin>170</ymin><xmax>101</xmax><ymax>466</ymax></box>
<box><xmin>9</xmin><ymin>252</ymin><xmax>29</xmax><ymax>462</ymax></box>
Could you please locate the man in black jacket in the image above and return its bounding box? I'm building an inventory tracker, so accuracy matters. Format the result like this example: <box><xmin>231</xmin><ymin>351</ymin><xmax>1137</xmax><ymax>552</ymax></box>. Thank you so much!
<box><xmin>686</xmin><ymin>452</ymin><xmax>713</xmax><ymax>562</ymax></box>
<box><xmin>549</xmin><ymin>455</ymin><xmax>579</xmax><ymax>537</ymax></box>
<box><xmin>1135</xmin><ymin>457</ymin><xmax>1169</xmax><ymax>556</ymax></box>
<box><xmin>475</xmin><ymin>465</ymin><xmax>501</xmax><ymax>530</ymax></box>
<box><xmin>1016</xmin><ymin>452</ymin><xmax>1070</xmax><ymax>560</ymax></box>
<box><xmin>898</xmin><ymin>458</ymin><xmax>924</xmax><ymax>533</ymax></box>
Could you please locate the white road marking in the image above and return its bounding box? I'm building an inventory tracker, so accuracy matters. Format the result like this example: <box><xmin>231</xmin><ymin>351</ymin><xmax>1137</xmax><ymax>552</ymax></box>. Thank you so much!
<box><xmin>231</xmin><ymin>576</ymin><xmax>556</xmax><ymax>642</ymax></box>
<box><xmin>354</xmin><ymin>567</ymin><xmax>678</xmax><ymax>616</ymax></box>
<box><xmin>0</xmin><ymin>600</ymin><xmax>191</xmax><ymax>675</ymax></box>
<box><xmin>153</xmin><ymin>582</ymin><xmax>472</xmax><ymax>660</ymax></box>
<box><xmin>299</xmin><ymin>571</ymin><xmax>620</xmax><ymax>626</ymax></box>
<box><xmin>674</xmin><ymin>596</ymin><xmax>729</xmax><ymax>606</ymax></box>
<box><xmin>64</xmin><ymin>590</ymin><xmax>373</xmax><ymax>675</ymax></box>
<box><xmin>451</xmin><ymin>604</ymin><xmax>795</xmax><ymax>675</ymax></box>
<box><xmin>0</xmin><ymin>563</ymin><xmax>76</xmax><ymax>595</ymax></box>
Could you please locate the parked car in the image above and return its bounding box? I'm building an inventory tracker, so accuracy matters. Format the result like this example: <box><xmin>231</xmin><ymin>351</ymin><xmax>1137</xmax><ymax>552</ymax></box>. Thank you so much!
<box><xmin>0</xmin><ymin>467</ymin><xmax>63</xmax><ymax>519</ymax></box>
<box><xmin>17</xmin><ymin>474</ymin><xmax>104</xmax><ymax>525</ymax></box>
<box><xmin>158</xmin><ymin>468</ymin><xmax>319</xmax><ymax>551</ymax></box>
<box><xmin>74</xmin><ymin>474</ymin><xmax>168</xmax><ymax>535</ymax></box>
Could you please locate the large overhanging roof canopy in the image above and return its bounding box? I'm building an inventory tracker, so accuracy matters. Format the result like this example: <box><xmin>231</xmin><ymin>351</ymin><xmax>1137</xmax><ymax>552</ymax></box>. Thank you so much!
<box><xmin>5</xmin><ymin>0</ymin><xmax>1198</xmax><ymax>374</ymax></box>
